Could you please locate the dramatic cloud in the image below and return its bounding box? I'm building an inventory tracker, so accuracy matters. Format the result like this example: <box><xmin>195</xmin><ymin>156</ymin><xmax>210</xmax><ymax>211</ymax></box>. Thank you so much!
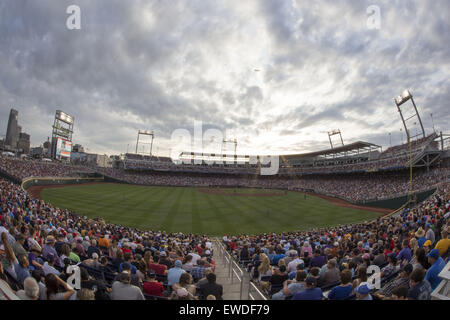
<box><xmin>0</xmin><ymin>0</ymin><xmax>448</xmax><ymax>157</ymax></box>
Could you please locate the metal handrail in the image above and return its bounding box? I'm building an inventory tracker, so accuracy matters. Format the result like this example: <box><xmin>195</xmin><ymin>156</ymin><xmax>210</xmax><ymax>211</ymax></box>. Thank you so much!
<box><xmin>431</xmin><ymin>260</ymin><xmax>450</xmax><ymax>300</ymax></box>
<box><xmin>215</xmin><ymin>239</ymin><xmax>250</xmax><ymax>300</ymax></box>
<box><xmin>231</xmin><ymin>260</ymin><xmax>244</xmax><ymax>299</ymax></box>
<box><xmin>0</xmin><ymin>280</ymin><xmax>19</xmax><ymax>300</ymax></box>
<box><xmin>248</xmin><ymin>280</ymin><xmax>268</xmax><ymax>301</ymax></box>
<box><xmin>216</xmin><ymin>240</ymin><xmax>268</xmax><ymax>300</ymax></box>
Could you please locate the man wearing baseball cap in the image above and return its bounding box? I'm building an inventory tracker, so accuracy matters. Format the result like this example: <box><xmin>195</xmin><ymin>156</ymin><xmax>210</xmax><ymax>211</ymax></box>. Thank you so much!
<box><xmin>167</xmin><ymin>259</ymin><xmax>186</xmax><ymax>287</ymax></box>
<box><xmin>356</xmin><ymin>282</ymin><xmax>373</xmax><ymax>300</ymax></box>
<box><xmin>291</xmin><ymin>276</ymin><xmax>323</xmax><ymax>300</ymax></box>
<box><xmin>425</xmin><ymin>249</ymin><xmax>445</xmax><ymax>290</ymax></box>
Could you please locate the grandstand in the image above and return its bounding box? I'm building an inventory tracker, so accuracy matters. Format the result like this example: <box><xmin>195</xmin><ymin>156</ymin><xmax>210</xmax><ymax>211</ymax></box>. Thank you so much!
<box><xmin>0</xmin><ymin>130</ymin><xmax>449</xmax><ymax>300</ymax></box>
<box><xmin>0</xmin><ymin>89</ymin><xmax>449</xmax><ymax>301</ymax></box>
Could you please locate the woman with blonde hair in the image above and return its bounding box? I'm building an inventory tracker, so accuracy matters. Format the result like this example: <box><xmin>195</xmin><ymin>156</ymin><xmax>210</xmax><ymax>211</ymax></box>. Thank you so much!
<box><xmin>409</xmin><ymin>237</ymin><xmax>419</xmax><ymax>255</ymax></box>
<box><xmin>257</xmin><ymin>254</ymin><xmax>272</xmax><ymax>290</ymax></box>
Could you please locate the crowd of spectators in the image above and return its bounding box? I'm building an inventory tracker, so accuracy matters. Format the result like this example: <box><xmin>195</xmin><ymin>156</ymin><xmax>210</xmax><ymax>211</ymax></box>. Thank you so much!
<box><xmin>122</xmin><ymin>133</ymin><xmax>439</xmax><ymax>175</ymax></box>
<box><xmin>1</xmin><ymin>154</ymin><xmax>449</xmax><ymax>203</ymax></box>
<box><xmin>380</xmin><ymin>133</ymin><xmax>438</xmax><ymax>160</ymax></box>
<box><xmin>0</xmin><ymin>178</ymin><xmax>221</xmax><ymax>300</ymax></box>
<box><xmin>103</xmin><ymin>167</ymin><xmax>450</xmax><ymax>202</ymax></box>
<box><xmin>0</xmin><ymin>150</ymin><xmax>449</xmax><ymax>300</ymax></box>
<box><xmin>223</xmin><ymin>183</ymin><xmax>450</xmax><ymax>300</ymax></box>
<box><xmin>0</xmin><ymin>156</ymin><xmax>95</xmax><ymax>180</ymax></box>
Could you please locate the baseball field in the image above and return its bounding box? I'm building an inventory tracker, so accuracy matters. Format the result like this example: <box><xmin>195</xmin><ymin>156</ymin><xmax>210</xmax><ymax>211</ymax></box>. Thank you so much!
<box><xmin>36</xmin><ymin>183</ymin><xmax>388</xmax><ymax>236</ymax></box>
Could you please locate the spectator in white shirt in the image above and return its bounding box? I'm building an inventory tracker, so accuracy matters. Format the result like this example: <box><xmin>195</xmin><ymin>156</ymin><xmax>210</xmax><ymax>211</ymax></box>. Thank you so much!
<box><xmin>43</xmin><ymin>253</ymin><xmax>61</xmax><ymax>276</ymax></box>
<box><xmin>287</xmin><ymin>251</ymin><xmax>304</xmax><ymax>274</ymax></box>
<box><xmin>188</xmin><ymin>252</ymin><xmax>201</xmax><ymax>265</ymax></box>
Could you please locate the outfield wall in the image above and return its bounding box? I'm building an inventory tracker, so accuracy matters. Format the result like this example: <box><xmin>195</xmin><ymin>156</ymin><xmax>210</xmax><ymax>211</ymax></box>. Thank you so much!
<box><xmin>100</xmin><ymin>175</ymin><xmax>437</xmax><ymax>210</ymax></box>
<box><xmin>21</xmin><ymin>176</ymin><xmax>105</xmax><ymax>190</ymax></box>
<box><xmin>103</xmin><ymin>175</ymin><xmax>130</xmax><ymax>184</ymax></box>
<box><xmin>356</xmin><ymin>188</ymin><xmax>437</xmax><ymax>209</ymax></box>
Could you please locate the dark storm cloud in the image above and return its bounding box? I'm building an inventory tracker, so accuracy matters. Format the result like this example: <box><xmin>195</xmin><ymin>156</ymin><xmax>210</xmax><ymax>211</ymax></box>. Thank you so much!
<box><xmin>0</xmin><ymin>0</ymin><xmax>448</xmax><ymax>155</ymax></box>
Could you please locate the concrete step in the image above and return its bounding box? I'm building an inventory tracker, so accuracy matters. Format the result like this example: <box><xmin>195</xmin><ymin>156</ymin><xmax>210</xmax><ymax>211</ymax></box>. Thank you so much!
<box><xmin>212</xmin><ymin>240</ymin><xmax>249</xmax><ymax>300</ymax></box>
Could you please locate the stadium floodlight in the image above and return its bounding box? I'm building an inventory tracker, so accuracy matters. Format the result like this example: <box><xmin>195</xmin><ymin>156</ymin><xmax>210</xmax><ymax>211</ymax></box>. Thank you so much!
<box><xmin>402</xmin><ymin>89</ymin><xmax>411</xmax><ymax>99</ymax></box>
<box><xmin>328</xmin><ymin>129</ymin><xmax>344</xmax><ymax>149</ymax></box>
<box><xmin>393</xmin><ymin>89</ymin><xmax>425</xmax><ymax>141</ymax></box>
<box><xmin>139</xmin><ymin>130</ymin><xmax>154</xmax><ymax>135</ymax></box>
<box><xmin>393</xmin><ymin>89</ymin><xmax>426</xmax><ymax>203</ymax></box>
<box><xmin>394</xmin><ymin>90</ymin><xmax>413</xmax><ymax>107</ymax></box>
<box><xmin>221</xmin><ymin>138</ymin><xmax>238</xmax><ymax>164</ymax></box>
<box><xmin>56</xmin><ymin>110</ymin><xmax>74</xmax><ymax>125</ymax></box>
<box><xmin>136</xmin><ymin>130</ymin><xmax>155</xmax><ymax>156</ymax></box>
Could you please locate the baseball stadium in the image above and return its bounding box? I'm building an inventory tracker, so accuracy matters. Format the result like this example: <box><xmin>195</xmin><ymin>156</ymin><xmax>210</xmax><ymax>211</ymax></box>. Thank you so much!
<box><xmin>0</xmin><ymin>0</ymin><xmax>449</xmax><ymax>308</ymax></box>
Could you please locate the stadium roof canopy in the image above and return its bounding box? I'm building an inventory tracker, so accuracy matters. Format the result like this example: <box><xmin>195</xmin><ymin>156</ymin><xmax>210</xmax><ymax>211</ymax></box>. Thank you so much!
<box><xmin>179</xmin><ymin>141</ymin><xmax>381</xmax><ymax>161</ymax></box>
<box><xmin>281</xmin><ymin>141</ymin><xmax>382</xmax><ymax>160</ymax></box>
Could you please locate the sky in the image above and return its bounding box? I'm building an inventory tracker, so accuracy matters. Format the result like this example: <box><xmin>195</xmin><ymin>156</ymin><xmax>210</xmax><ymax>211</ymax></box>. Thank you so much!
<box><xmin>0</xmin><ymin>0</ymin><xmax>449</xmax><ymax>158</ymax></box>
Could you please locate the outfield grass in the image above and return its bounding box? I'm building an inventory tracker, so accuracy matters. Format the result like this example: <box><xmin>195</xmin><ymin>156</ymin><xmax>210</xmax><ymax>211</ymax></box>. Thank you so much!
<box><xmin>40</xmin><ymin>183</ymin><xmax>384</xmax><ymax>236</ymax></box>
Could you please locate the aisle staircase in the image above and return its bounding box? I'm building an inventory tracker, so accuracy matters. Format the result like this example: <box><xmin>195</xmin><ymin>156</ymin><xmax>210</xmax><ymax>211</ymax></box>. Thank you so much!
<box><xmin>212</xmin><ymin>239</ymin><xmax>267</xmax><ymax>300</ymax></box>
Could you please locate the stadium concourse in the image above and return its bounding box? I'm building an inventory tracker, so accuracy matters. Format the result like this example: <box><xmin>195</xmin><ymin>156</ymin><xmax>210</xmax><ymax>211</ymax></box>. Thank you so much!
<box><xmin>0</xmin><ymin>155</ymin><xmax>449</xmax><ymax>300</ymax></box>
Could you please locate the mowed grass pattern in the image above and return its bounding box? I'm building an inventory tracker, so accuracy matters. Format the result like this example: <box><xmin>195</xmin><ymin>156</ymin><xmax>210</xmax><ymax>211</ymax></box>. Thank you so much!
<box><xmin>40</xmin><ymin>183</ymin><xmax>384</xmax><ymax>236</ymax></box>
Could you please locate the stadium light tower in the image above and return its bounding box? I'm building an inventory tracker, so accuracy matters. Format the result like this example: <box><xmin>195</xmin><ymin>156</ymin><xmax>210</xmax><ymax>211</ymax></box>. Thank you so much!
<box><xmin>394</xmin><ymin>90</ymin><xmax>426</xmax><ymax>203</ymax></box>
<box><xmin>135</xmin><ymin>130</ymin><xmax>154</xmax><ymax>156</ymax></box>
<box><xmin>394</xmin><ymin>89</ymin><xmax>425</xmax><ymax>141</ymax></box>
<box><xmin>430</xmin><ymin>113</ymin><xmax>436</xmax><ymax>133</ymax></box>
<box><xmin>222</xmin><ymin>138</ymin><xmax>237</xmax><ymax>156</ymax></box>
<box><xmin>222</xmin><ymin>138</ymin><xmax>237</xmax><ymax>165</ymax></box>
<box><xmin>328</xmin><ymin>129</ymin><xmax>344</xmax><ymax>149</ymax></box>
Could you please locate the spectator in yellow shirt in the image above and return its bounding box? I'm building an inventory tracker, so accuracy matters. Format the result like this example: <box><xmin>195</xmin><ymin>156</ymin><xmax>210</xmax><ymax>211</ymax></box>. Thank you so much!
<box><xmin>434</xmin><ymin>230</ymin><xmax>449</xmax><ymax>257</ymax></box>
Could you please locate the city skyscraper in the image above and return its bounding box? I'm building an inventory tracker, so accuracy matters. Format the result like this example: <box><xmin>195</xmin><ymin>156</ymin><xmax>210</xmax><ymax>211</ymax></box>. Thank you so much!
<box><xmin>5</xmin><ymin>109</ymin><xmax>19</xmax><ymax>149</ymax></box>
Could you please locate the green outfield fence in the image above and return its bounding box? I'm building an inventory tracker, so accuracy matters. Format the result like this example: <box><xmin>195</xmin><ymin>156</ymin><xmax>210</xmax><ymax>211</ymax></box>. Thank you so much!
<box><xmin>21</xmin><ymin>175</ymin><xmax>105</xmax><ymax>190</ymax></box>
<box><xmin>356</xmin><ymin>188</ymin><xmax>437</xmax><ymax>210</ymax></box>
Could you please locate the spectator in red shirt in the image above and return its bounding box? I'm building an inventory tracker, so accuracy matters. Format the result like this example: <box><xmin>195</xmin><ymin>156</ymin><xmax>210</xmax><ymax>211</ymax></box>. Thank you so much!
<box><xmin>143</xmin><ymin>271</ymin><xmax>164</xmax><ymax>297</ymax></box>
<box><xmin>121</xmin><ymin>242</ymin><xmax>133</xmax><ymax>257</ymax></box>
<box><xmin>149</xmin><ymin>255</ymin><xmax>168</xmax><ymax>275</ymax></box>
